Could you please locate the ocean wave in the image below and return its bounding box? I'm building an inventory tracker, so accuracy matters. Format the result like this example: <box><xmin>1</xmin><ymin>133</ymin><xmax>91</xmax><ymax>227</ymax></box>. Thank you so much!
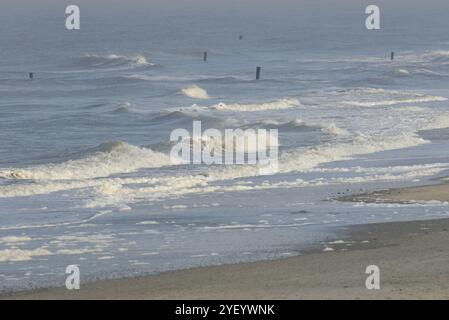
<box><xmin>203</xmin><ymin>163</ymin><xmax>449</xmax><ymax>195</ymax></box>
<box><xmin>394</xmin><ymin>69</ymin><xmax>411</xmax><ymax>77</ymax></box>
<box><xmin>123</xmin><ymin>75</ymin><xmax>247</xmax><ymax>83</ymax></box>
<box><xmin>320</xmin><ymin>123</ymin><xmax>349</xmax><ymax>136</ymax></box>
<box><xmin>198</xmin><ymin>76</ymin><xmax>251</xmax><ymax>84</ymax></box>
<box><xmin>335</xmin><ymin>87</ymin><xmax>386</xmax><ymax>95</ymax></box>
<box><xmin>87</xmin><ymin>131</ymin><xmax>441</xmax><ymax>207</ymax></box>
<box><xmin>284</xmin><ymin>118</ymin><xmax>307</xmax><ymax>128</ymax></box>
<box><xmin>254</xmin><ymin>118</ymin><xmax>349</xmax><ymax>136</ymax></box>
<box><xmin>278</xmin><ymin>113</ymin><xmax>449</xmax><ymax>174</ymax></box>
<box><xmin>422</xmin><ymin>50</ymin><xmax>449</xmax><ymax>63</ymax></box>
<box><xmin>111</xmin><ymin>102</ymin><xmax>133</xmax><ymax>113</ymax></box>
<box><xmin>0</xmin><ymin>141</ymin><xmax>174</xmax><ymax>181</ymax></box>
<box><xmin>414</xmin><ymin>68</ymin><xmax>447</xmax><ymax>77</ymax></box>
<box><xmin>284</xmin><ymin>119</ymin><xmax>349</xmax><ymax>136</ymax></box>
<box><xmin>77</xmin><ymin>54</ymin><xmax>151</xmax><ymax>68</ymax></box>
<box><xmin>178</xmin><ymin>129</ymin><xmax>279</xmax><ymax>157</ymax></box>
<box><xmin>181</xmin><ymin>85</ymin><xmax>209</xmax><ymax>99</ymax></box>
<box><xmin>125</xmin><ymin>75</ymin><xmax>194</xmax><ymax>81</ymax></box>
<box><xmin>278</xmin><ymin>132</ymin><xmax>428</xmax><ymax>174</ymax></box>
<box><xmin>421</xmin><ymin>112</ymin><xmax>449</xmax><ymax>131</ymax></box>
<box><xmin>150</xmin><ymin>110</ymin><xmax>221</xmax><ymax>125</ymax></box>
<box><xmin>343</xmin><ymin>94</ymin><xmax>447</xmax><ymax>107</ymax></box>
<box><xmin>124</xmin><ymin>74</ymin><xmax>153</xmax><ymax>81</ymax></box>
<box><xmin>1</xmin><ymin>119</ymin><xmax>447</xmax><ymax>205</ymax></box>
<box><xmin>210</xmin><ymin>98</ymin><xmax>301</xmax><ymax>112</ymax></box>
<box><xmin>3</xmin><ymin>97</ymin><xmax>449</xmax><ymax>207</ymax></box>
<box><xmin>204</xmin><ymin>112</ymin><xmax>449</xmax><ymax>182</ymax></box>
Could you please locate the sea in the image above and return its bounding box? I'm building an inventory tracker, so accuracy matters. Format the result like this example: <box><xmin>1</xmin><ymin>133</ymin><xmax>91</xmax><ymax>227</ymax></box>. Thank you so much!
<box><xmin>2</xmin><ymin>1</ymin><xmax>449</xmax><ymax>292</ymax></box>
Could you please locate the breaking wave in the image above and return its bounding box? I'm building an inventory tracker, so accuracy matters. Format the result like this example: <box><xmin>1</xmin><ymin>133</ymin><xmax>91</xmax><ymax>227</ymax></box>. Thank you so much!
<box><xmin>210</xmin><ymin>98</ymin><xmax>301</xmax><ymax>112</ymax></box>
<box><xmin>0</xmin><ymin>141</ymin><xmax>174</xmax><ymax>181</ymax></box>
<box><xmin>175</xmin><ymin>129</ymin><xmax>279</xmax><ymax>158</ymax></box>
<box><xmin>181</xmin><ymin>85</ymin><xmax>209</xmax><ymax>99</ymax></box>
<box><xmin>3</xmin><ymin>112</ymin><xmax>449</xmax><ymax>204</ymax></box>
<box><xmin>394</xmin><ymin>69</ymin><xmax>411</xmax><ymax>77</ymax></box>
<box><xmin>111</xmin><ymin>102</ymin><xmax>133</xmax><ymax>113</ymax></box>
<box><xmin>422</xmin><ymin>51</ymin><xmax>449</xmax><ymax>63</ymax></box>
<box><xmin>320</xmin><ymin>123</ymin><xmax>350</xmax><ymax>136</ymax></box>
<box><xmin>253</xmin><ymin>118</ymin><xmax>348</xmax><ymax>136</ymax></box>
<box><xmin>343</xmin><ymin>94</ymin><xmax>447</xmax><ymax>107</ymax></box>
<box><xmin>279</xmin><ymin>133</ymin><xmax>427</xmax><ymax>174</ymax></box>
<box><xmin>78</xmin><ymin>54</ymin><xmax>151</xmax><ymax>68</ymax></box>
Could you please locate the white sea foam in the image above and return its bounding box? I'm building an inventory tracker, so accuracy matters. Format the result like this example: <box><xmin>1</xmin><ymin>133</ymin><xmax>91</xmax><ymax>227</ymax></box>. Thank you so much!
<box><xmin>204</xmin><ymin>164</ymin><xmax>448</xmax><ymax>193</ymax></box>
<box><xmin>422</xmin><ymin>50</ymin><xmax>449</xmax><ymax>63</ymax></box>
<box><xmin>125</xmin><ymin>74</ymin><xmax>153</xmax><ymax>81</ymax></box>
<box><xmin>56</xmin><ymin>248</ymin><xmax>103</xmax><ymax>255</ymax></box>
<box><xmin>288</xmin><ymin>118</ymin><xmax>307</xmax><ymax>127</ymax></box>
<box><xmin>83</xmin><ymin>156</ymin><xmax>448</xmax><ymax>210</ymax></box>
<box><xmin>136</xmin><ymin>221</ymin><xmax>159</xmax><ymax>225</ymax></box>
<box><xmin>421</xmin><ymin>113</ymin><xmax>449</xmax><ymax>130</ymax></box>
<box><xmin>0</xmin><ymin>141</ymin><xmax>175</xmax><ymax>181</ymax></box>
<box><xmin>82</xmin><ymin>54</ymin><xmax>150</xmax><ymax>67</ymax></box>
<box><xmin>0</xmin><ymin>236</ymin><xmax>32</xmax><ymax>244</ymax></box>
<box><xmin>210</xmin><ymin>98</ymin><xmax>301</xmax><ymax>112</ymax></box>
<box><xmin>0</xmin><ymin>248</ymin><xmax>51</xmax><ymax>262</ymax></box>
<box><xmin>343</xmin><ymin>95</ymin><xmax>447</xmax><ymax>107</ymax></box>
<box><xmin>307</xmin><ymin>163</ymin><xmax>448</xmax><ymax>175</ymax></box>
<box><xmin>265</xmin><ymin>118</ymin><xmax>349</xmax><ymax>136</ymax></box>
<box><xmin>280</xmin><ymin>132</ymin><xmax>427</xmax><ymax>173</ymax></box>
<box><xmin>320</xmin><ymin>123</ymin><xmax>349</xmax><ymax>136</ymax></box>
<box><xmin>415</xmin><ymin>68</ymin><xmax>445</xmax><ymax>76</ymax></box>
<box><xmin>126</xmin><ymin>75</ymin><xmax>202</xmax><ymax>82</ymax></box>
<box><xmin>181</xmin><ymin>85</ymin><xmax>209</xmax><ymax>99</ymax></box>
<box><xmin>395</xmin><ymin>69</ymin><xmax>411</xmax><ymax>76</ymax></box>
<box><xmin>203</xmin><ymin>222</ymin><xmax>312</xmax><ymax>230</ymax></box>
<box><xmin>113</xmin><ymin>102</ymin><xmax>133</xmax><ymax>113</ymax></box>
<box><xmin>184</xmin><ymin>128</ymin><xmax>279</xmax><ymax>155</ymax></box>
<box><xmin>0</xmin><ymin>244</ymin><xmax>108</xmax><ymax>262</ymax></box>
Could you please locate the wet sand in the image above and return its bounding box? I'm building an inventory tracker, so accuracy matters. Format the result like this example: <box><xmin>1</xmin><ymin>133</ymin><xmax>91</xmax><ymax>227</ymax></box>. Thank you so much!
<box><xmin>342</xmin><ymin>181</ymin><xmax>449</xmax><ymax>204</ymax></box>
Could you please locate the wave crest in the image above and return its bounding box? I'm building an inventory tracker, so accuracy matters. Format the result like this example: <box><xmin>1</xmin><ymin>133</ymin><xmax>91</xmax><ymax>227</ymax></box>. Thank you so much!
<box><xmin>422</xmin><ymin>51</ymin><xmax>449</xmax><ymax>63</ymax></box>
<box><xmin>181</xmin><ymin>85</ymin><xmax>209</xmax><ymax>99</ymax></box>
<box><xmin>211</xmin><ymin>98</ymin><xmax>301</xmax><ymax>112</ymax></box>
<box><xmin>0</xmin><ymin>141</ymin><xmax>173</xmax><ymax>181</ymax></box>
<box><xmin>79</xmin><ymin>54</ymin><xmax>151</xmax><ymax>68</ymax></box>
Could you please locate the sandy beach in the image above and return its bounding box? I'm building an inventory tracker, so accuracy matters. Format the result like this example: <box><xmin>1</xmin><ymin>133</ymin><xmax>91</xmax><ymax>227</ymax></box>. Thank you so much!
<box><xmin>343</xmin><ymin>181</ymin><xmax>449</xmax><ymax>204</ymax></box>
<box><xmin>3</xmin><ymin>181</ymin><xmax>449</xmax><ymax>300</ymax></box>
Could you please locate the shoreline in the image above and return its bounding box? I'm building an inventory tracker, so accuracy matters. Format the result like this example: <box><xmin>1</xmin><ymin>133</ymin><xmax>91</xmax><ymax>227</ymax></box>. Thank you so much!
<box><xmin>3</xmin><ymin>181</ymin><xmax>449</xmax><ymax>300</ymax></box>
<box><xmin>3</xmin><ymin>217</ymin><xmax>449</xmax><ymax>299</ymax></box>
<box><xmin>340</xmin><ymin>180</ymin><xmax>449</xmax><ymax>204</ymax></box>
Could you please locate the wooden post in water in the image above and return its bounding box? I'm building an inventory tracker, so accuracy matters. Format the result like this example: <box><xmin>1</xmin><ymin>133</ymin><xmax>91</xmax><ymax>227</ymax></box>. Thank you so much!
<box><xmin>256</xmin><ymin>66</ymin><xmax>261</xmax><ymax>80</ymax></box>
<box><xmin>29</xmin><ymin>72</ymin><xmax>34</xmax><ymax>80</ymax></box>
<box><xmin>390</xmin><ymin>51</ymin><xmax>395</xmax><ymax>61</ymax></box>
<box><xmin>203</xmin><ymin>51</ymin><xmax>208</xmax><ymax>62</ymax></box>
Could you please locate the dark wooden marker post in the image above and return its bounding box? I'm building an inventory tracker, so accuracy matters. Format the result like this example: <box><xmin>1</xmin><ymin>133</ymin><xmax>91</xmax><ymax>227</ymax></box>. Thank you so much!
<box><xmin>203</xmin><ymin>51</ymin><xmax>208</xmax><ymax>62</ymax></box>
<box><xmin>390</xmin><ymin>51</ymin><xmax>395</xmax><ymax>61</ymax></box>
<box><xmin>256</xmin><ymin>66</ymin><xmax>261</xmax><ymax>80</ymax></box>
<box><xmin>29</xmin><ymin>72</ymin><xmax>34</xmax><ymax>80</ymax></box>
